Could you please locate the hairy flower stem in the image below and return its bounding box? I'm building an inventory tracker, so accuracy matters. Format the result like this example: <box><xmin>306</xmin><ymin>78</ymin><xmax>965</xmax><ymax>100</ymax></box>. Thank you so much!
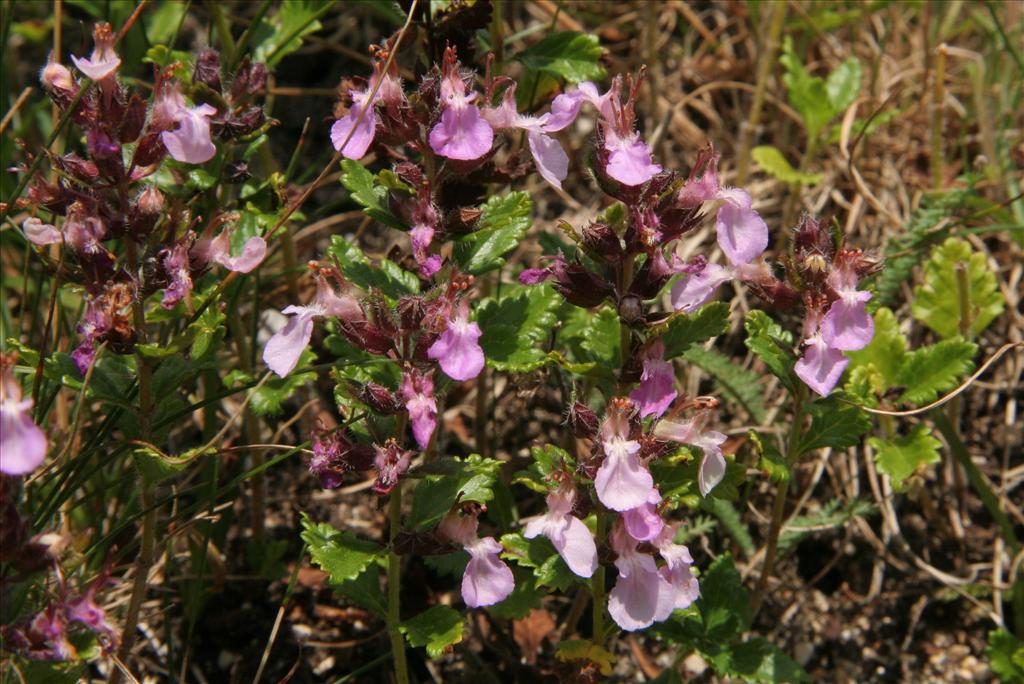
<box><xmin>387</xmin><ymin>487</ymin><xmax>410</xmax><ymax>684</ymax></box>
<box><xmin>750</xmin><ymin>390</ymin><xmax>804</xmax><ymax>618</ymax></box>
<box><xmin>112</xmin><ymin>240</ymin><xmax>157</xmax><ymax>684</ymax></box>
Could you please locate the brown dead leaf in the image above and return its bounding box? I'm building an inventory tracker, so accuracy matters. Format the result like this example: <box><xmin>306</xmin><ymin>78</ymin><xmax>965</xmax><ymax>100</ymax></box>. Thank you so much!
<box><xmin>513</xmin><ymin>608</ymin><xmax>556</xmax><ymax>664</ymax></box>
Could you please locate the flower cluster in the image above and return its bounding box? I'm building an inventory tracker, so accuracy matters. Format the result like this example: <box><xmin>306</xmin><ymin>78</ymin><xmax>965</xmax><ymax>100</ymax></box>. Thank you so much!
<box><xmin>748</xmin><ymin>215</ymin><xmax>880</xmax><ymax>396</ymax></box>
<box><xmin>24</xmin><ymin>25</ymin><xmax>269</xmax><ymax>374</ymax></box>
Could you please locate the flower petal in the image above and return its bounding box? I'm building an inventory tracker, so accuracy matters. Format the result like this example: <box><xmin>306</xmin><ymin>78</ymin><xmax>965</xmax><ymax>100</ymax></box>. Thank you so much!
<box><xmin>527</xmin><ymin>131</ymin><xmax>568</xmax><ymax>189</ymax></box>
<box><xmin>23</xmin><ymin>218</ymin><xmax>62</xmax><ymax>245</ymax></box>
<box><xmin>263</xmin><ymin>308</ymin><xmax>316</xmax><ymax>377</ymax></box>
<box><xmin>330</xmin><ymin>105</ymin><xmax>377</xmax><ymax>160</ymax></box>
<box><xmin>429</xmin><ymin>105</ymin><xmax>494</xmax><ymax>161</ymax></box>
<box><xmin>462</xmin><ymin>537</ymin><xmax>515</xmax><ymax>607</ymax></box>
<box><xmin>427</xmin><ymin>315</ymin><xmax>485</xmax><ymax>382</ymax></box>
<box><xmin>214</xmin><ymin>236</ymin><xmax>267</xmax><ymax>273</ymax></box>
<box><xmin>715</xmin><ymin>189</ymin><xmax>768</xmax><ymax>265</ymax></box>
<box><xmin>669</xmin><ymin>263</ymin><xmax>733</xmax><ymax>313</ymax></box>
<box><xmin>595</xmin><ymin>438</ymin><xmax>654</xmax><ymax>511</ymax></box>
<box><xmin>821</xmin><ymin>293</ymin><xmax>874</xmax><ymax>351</ymax></box>
<box><xmin>795</xmin><ymin>336</ymin><xmax>850</xmax><ymax>397</ymax></box>
<box><xmin>606</xmin><ymin>137</ymin><xmax>661</xmax><ymax>186</ymax></box>
<box><xmin>0</xmin><ymin>401</ymin><xmax>47</xmax><ymax>475</ymax></box>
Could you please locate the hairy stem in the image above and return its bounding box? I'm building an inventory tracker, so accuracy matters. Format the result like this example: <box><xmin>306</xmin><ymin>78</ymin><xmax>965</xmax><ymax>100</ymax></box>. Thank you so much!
<box><xmin>387</xmin><ymin>482</ymin><xmax>410</xmax><ymax>684</ymax></box>
<box><xmin>750</xmin><ymin>391</ymin><xmax>804</xmax><ymax>617</ymax></box>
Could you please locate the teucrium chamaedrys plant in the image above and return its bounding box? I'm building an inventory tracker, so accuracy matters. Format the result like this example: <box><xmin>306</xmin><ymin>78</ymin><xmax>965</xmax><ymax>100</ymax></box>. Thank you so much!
<box><xmin>273</xmin><ymin>27</ymin><xmax>882</xmax><ymax>679</ymax></box>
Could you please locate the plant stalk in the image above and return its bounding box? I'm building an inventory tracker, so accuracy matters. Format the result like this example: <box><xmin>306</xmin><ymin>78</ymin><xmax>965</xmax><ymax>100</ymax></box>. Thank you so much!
<box><xmin>387</xmin><ymin>481</ymin><xmax>410</xmax><ymax>684</ymax></box>
<box><xmin>930</xmin><ymin>44</ymin><xmax>948</xmax><ymax>191</ymax></box>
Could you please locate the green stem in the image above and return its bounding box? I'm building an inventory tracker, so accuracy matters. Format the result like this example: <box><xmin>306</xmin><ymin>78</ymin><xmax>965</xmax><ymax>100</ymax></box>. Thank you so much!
<box><xmin>210</xmin><ymin>0</ymin><xmax>236</xmax><ymax>65</ymax></box>
<box><xmin>387</xmin><ymin>482</ymin><xmax>410</xmax><ymax>684</ymax></box>
<box><xmin>227</xmin><ymin>307</ymin><xmax>265</xmax><ymax>543</ymax></box>
<box><xmin>750</xmin><ymin>390</ymin><xmax>804</xmax><ymax>617</ymax></box>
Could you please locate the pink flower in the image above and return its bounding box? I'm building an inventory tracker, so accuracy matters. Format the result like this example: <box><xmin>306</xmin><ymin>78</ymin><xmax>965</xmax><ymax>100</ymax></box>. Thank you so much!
<box><xmin>715</xmin><ymin>188</ymin><xmax>768</xmax><ymax>266</ymax></box>
<box><xmin>621</xmin><ymin>489</ymin><xmax>664</xmax><ymax>542</ymax></box>
<box><xmin>669</xmin><ymin>262</ymin><xmax>734</xmax><ymax>313</ymax></box>
<box><xmin>440</xmin><ymin>513</ymin><xmax>514</xmax><ymax>608</ymax></box>
<box><xmin>70</xmin><ymin>23</ymin><xmax>120</xmax><ymax>81</ymax></box>
<box><xmin>607</xmin><ymin>523</ymin><xmax>676</xmax><ymax>631</ymax></box>
<box><xmin>605</xmin><ymin>131</ymin><xmax>662</xmax><ymax>186</ymax></box>
<box><xmin>595</xmin><ymin>401</ymin><xmax>655</xmax><ymax>511</ymax></box>
<box><xmin>160</xmin><ymin>243</ymin><xmax>193</xmax><ymax>310</ymax></box>
<box><xmin>795</xmin><ymin>332</ymin><xmax>850</xmax><ymax>397</ymax></box>
<box><xmin>154</xmin><ymin>82</ymin><xmax>217</xmax><ymax>164</ymax></box>
<box><xmin>264</xmin><ymin>277</ymin><xmax>363</xmax><ymax>377</ymax></box>
<box><xmin>629</xmin><ymin>339</ymin><xmax>677</xmax><ymax>418</ymax></box>
<box><xmin>821</xmin><ymin>258</ymin><xmax>874</xmax><ymax>351</ymax></box>
<box><xmin>429</xmin><ymin>48</ymin><xmax>493</xmax><ymax>161</ymax></box>
<box><xmin>0</xmin><ymin>356</ymin><xmax>47</xmax><ymax>476</ymax></box>
<box><xmin>331</xmin><ymin>58</ymin><xmax>404</xmax><ymax>159</ymax></box>
<box><xmin>195</xmin><ymin>225</ymin><xmax>267</xmax><ymax>274</ymax></box>
<box><xmin>654</xmin><ymin>415</ymin><xmax>728</xmax><ymax>497</ymax></box>
<box><xmin>409</xmin><ymin>223</ymin><xmax>442</xmax><ymax>278</ymax></box>
<box><xmin>653</xmin><ymin>527</ymin><xmax>700</xmax><ymax>611</ymax></box>
<box><xmin>427</xmin><ymin>305</ymin><xmax>484</xmax><ymax>382</ymax></box>
<box><xmin>372</xmin><ymin>439</ymin><xmax>412</xmax><ymax>495</ymax></box>
<box><xmin>399</xmin><ymin>369</ymin><xmax>437</xmax><ymax>450</ymax></box>
<box><xmin>482</xmin><ymin>84</ymin><xmax>570</xmax><ymax>188</ymax></box>
<box><xmin>23</xmin><ymin>217</ymin><xmax>62</xmax><ymax>246</ymax></box>
<box><xmin>523</xmin><ymin>485</ymin><xmax>598</xmax><ymax>578</ymax></box>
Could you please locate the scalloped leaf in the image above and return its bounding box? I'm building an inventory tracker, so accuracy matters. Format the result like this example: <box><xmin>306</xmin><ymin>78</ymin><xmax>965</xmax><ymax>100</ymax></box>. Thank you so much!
<box><xmin>896</xmin><ymin>338</ymin><xmax>976</xmax><ymax>406</ymax></box>
<box><xmin>453</xmin><ymin>192</ymin><xmax>532</xmax><ymax>275</ymax></box>
<box><xmin>657</xmin><ymin>301</ymin><xmax>731</xmax><ymax>359</ymax></box>
<box><xmin>399</xmin><ymin>605</ymin><xmax>465</xmax><ymax>658</ymax></box>
<box><xmin>744</xmin><ymin>310</ymin><xmax>796</xmax><ymax>393</ymax></box>
<box><xmin>338</xmin><ymin>158</ymin><xmax>406</xmax><ymax>230</ymax></box>
<box><xmin>912</xmin><ymin>237</ymin><xmax>1004</xmax><ymax>339</ymax></box>
<box><xmin>409</xmin><ymin>455</ymin><xmax>501</xmax><ymax>530</ymax></box>
<box><xmin>797</xmin><ymin>396</ymin><xmax>871</xmax><ymax>456</ymax></box>
<box><xmin>477</xmin><ymin>284</ymin><xmax>559</xmax><ymax>372</ymax></box>
<box><xmin>870</xmin><ymin>424</ymin><xmax>942</xmax><ymax>487</ymax></box>
<box><xmin>300</xmin><ymin>513</ymin><xmax>384</xmax><ymax>584</ymax></box>
<box><xmin>514</xmin><ymin>31</ymin><xmax>605</xmax><ymax>83</ymax></box>
<box><xmin>326</xmin><ymin>234</ymin><xmax>418</xmax><ymax>300</ymax></box>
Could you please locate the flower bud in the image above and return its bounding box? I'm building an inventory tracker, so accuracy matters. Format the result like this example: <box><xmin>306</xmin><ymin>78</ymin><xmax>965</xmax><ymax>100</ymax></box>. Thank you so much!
<box><xmin>617</xmin><ymin>293</ymin><xmax>643</xmax><ymax>324</ymax></box>
<box><xmin>580</xmin><ymin>222</ymin><xmax>622</xmax><ymax>262</ymax></box>
<box><xmin>137</xmin><ymin>186</ymin><xmax>164</xmax><ymax>215</ymax></box>
<box><xmin>568</xmin><ymin>401</ymin><xmax>599</xmax><ymax>439</ymax></box>
<box><xmin>193</xmin><ymin>49</ymin><xmax>222</xmax><ymax>92</ymax></box>
<box><xmin>357</xmin><ymin>382</ymin><xmax>403</xmax><ymax>414</ymax></box>
<box><xmin>41</xmin><ymin>60</ymin><xmax>75</xmax><ymax>92</ymax></box>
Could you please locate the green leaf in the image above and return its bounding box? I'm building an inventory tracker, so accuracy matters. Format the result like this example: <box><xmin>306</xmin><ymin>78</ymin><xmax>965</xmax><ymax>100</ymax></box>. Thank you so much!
<box><xmin>133</xmin><ymin>446</ymin><xmax>214</xmax><ymax>485</ymax></box>
<box><xmin>453</xmin><ymin>192</ymin><xmax>532</xmax><ymax>275</ymax></box>
<box><xmin>477</xmin><ymin>284</ymin><xmax>559</xmax><ymax>372</ymax></box>
<box><xmin>697</xmin><ymin>554</ymin><xmax>752</xmax><ymax>641</ymax></box>
<box><xmin>326</xmin><ymin>235</ymin><xmax>419</xmax><ymax>300</ymax></box>
<box><xmin>409</xmin><ymin>455</ymin><xmax>501</xmax><ymax>530</ymax></box>
<box><xmin>145</xmin><ymin>3</ymin><xmax>188</xmax><ymax>46</ymax></box>
<box><xmin>252</xmin><ymin>0</ymin><xmax>332</xmax><ymax>66</ymax></box>
<box><xmin>399</xmin><ymin>605</ymin><xmax>465</xmax><ymax>658</ymax></box>
<box><xmin>338</xmin><ymin>159</ymin><xmax>406</xmax><ymax>230</ymax></box>
<box><xmin>825</xmin><ymin>58</ymin><xmax>863</xmax><ymax>114</ymax></box>
<box><xmin>657</xmin><ymin>302</ymin><xmax>731</xmax><ymax>359</ymax></box>
<box><xmin>912</xmin><ymin>237</ymin><xmax>1005</xmax><ymax>339</ymax></box>
<box><xmin>189</xmin><ymin>306</ymin><xmax>226</xmax><ymax>360</ymax></box>
<box><xmin>682</xmin><ymin>347</ymin><xmax>768</xmax><ymax>424</ymax></box>
<box><xmin>487</xmin><ymin>570</ymin><xmax>545</xmax><ymax>619</ymax></box>
<box><xmin>500</xmin><ymin>533</ymin><xmax>579</xmax><ymax>591</ymax></box>
<box><xmin>779</xmin><ymin>498</ymin><xmax>876</xmax><ymax>552</ymax></box>
<box><xmin>142</xmin><ymin>45</ymin><xmax>194</xmax><ymax>80</ymax></box>
<box><xmin>300</xmin><ymin>513</ymin><xmax>385</xmax><ymax>583</ymax></box>
<box><xmin>514</xmin><ymin>31</ymin><xmax>606</xmax><ymax>83</ymax></box>
<box><xmin>797</xmin><ymin>396</ymin><xmax>871</xmax><ymax>456</ymax></box>
<box><xmin>335</xmin><ymin>563</ymin><xmax>386</xmax><ymax>616</ymax></box>
<box><xmin>744</xmin><ymin>310</ymin><xmax>796</xmax><ymax>393</ymax></box>
<box><xmin>751</xmin><ymin>146</ymin><xmax>822</xmax><ymax>185</ymax></box>
<box><xmin>579</xmin><ymin>307</ymin><xmax>622</xmax><ymax>367</ymax></box>
<box><xmin>711</xmin><ymin>637</ymin><xmax>810</xmax><ymax>683</ymax></box>
<box><xmin>705</xmin><ymin>498</ymin><xmax>755</xmax><ymax>559</ymax></box>
<box><xmin>846</xmin><ymin>307</ymin><xmax>906</xmax><ymax>395</ymax></box>
<box><xmin>514</xmin><ymin>444</ymin><xmax>576</xmax><ymax>493</ymax></box>
<box><xmin>780</xmin><ymin>37</ymin><xmax>832</xmax><ymax>140</ymax></box>
<box><xmin>249</xmin><ymin>350</ymin><xmax>317</xmax><ymax>416</ymax></box>
<box><xmin>987</xmin><ymin>629</ymin><xmax>1024</xmax><ymax>683</ymax></box>
<box><xmin>750</xmin><ymin>430</ymin><xmax>789</xmax><ymax>483</ymax></box>
<box><xmin>896</xmin><ymin>338</ymin><xmax>976</xmax><ymax>406</ymax></box>
<box><xmin>870</xmin><ymin>424</ymin><xmax>942</xmax><ymax>487</ymax></box>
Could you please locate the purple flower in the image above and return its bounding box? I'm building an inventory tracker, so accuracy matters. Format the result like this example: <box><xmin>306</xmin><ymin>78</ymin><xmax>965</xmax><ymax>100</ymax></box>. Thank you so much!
<box><xmin>373</xmin><ymin>439</ymin><xmax>412</xmax><ymax>495</ymax></box>
<box><xmin>669</xmin><ymin>262</ymin><xmax>734</xmax><ymax>313</ymax></box>
<box><xmin>715</xmin><ymin>188</ymin><xmax>769</xmax><ymax>266</ymax></box>
<box><xmin>309</xmin><ymin>427</ymin><xmax>374</xmax><ymax>488</ymax></box>
<box><xmin>264</xmin><ymin>276</ymin><xmax>363</xmax><ymax>377</ymax></box>
<box><xmin>482</xmin><ymin>84</ymin><xmax>570</xmax><ymax>188</ymax></box>
<box><xmin>427</xmin><ymin>304</ymin><xmax>484</xmax><ymax>382</ymax></box>
<box><xmin>607</xmin><ymin>523</ymin><xmax>676</xmax><ymax>631</ymax></box>
<box><xmin>0</xmin><ymin>355</ymin><xmax>47</xmax><ymax>476</ymax></box>
<box><xmin>654</xmin><ymin>415</ymin><xmax>728</xmax><ymax>497</ymax></box>
<box><xmin>399</xmin><ymin>369</ymin><xmax>437</xmax><ymax>450</ymax></box>
<box><xmin>160</xmin><ymin>244</ymin><xmax>193</xmax><ymax>310</ymax></box>
<box><xmin>628</xmin><ymin>339</ymin><xmax>677</xmax><ymax>418</ymax></box>
<box><xmin>154</xmin><ymin>82</ymin><xmax>217</xmax><ymax>164</ymax></box>
<box><xmin>23</xmin><ymin>217</ymin><xmax>62</xmax><ymax>246</ymax></box>
<box><xmin>428</xmin><ymin>48</ymin><xmax>493</xmax><ymax>161</ymax></box>
<box><xmin>621</xmin><ymin>489</ymin><xmax>664</xmax><ymax>542</ymax></box>
<box><xmin>523</xmin><ymin>485</ymin><xmax>598</xmax><ymax>578</ymax></box>
<box><xmin>595</xmin><ymin>401</ymin><xmax>655</xmax><ymax>511</ymax></box>
<box><xmin>70</xmin><ymin>23</ymin><xmax>120</xmax><ymax>82</ymax></box>
<box><xmin>795</xmin><ymin>332</ymin><xmax>850</xmax><ymax>397</ymax></box>
<box><xmin>71</xmin><ymin>298</ymin><xmax>110</xmax><ymax>375</ymax></box>
<box><xmin>440</xmin><ymin>513</ymin><xmax>514</xmax><ymax>608</ymax></box>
